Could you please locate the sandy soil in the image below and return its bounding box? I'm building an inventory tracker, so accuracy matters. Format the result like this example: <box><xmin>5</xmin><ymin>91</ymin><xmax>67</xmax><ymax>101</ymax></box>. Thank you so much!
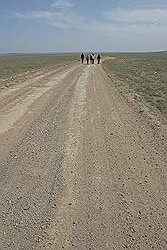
<box><xmin>0</xmin><ymin>62</ymin><xmax>167</xmax><ymax>250</ymax></box>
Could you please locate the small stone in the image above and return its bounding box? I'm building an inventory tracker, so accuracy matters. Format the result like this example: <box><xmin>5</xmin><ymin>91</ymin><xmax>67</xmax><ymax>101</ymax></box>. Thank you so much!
<box><xmin>23</xmin><ymin>205</ymin><xmax>30</xmax><ymax>211</ymax></box>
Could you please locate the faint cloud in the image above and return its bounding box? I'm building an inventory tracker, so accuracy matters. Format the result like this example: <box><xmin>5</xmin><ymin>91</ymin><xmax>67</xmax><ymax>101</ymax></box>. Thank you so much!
<box><xmin>51</xmin><ymin>0</ymin><xmax>74</xmax><ymax>9</ymax></box>
<box><xmin>14</xmin><ymin>10</ymin><xmax>87</xmax><ymax>29</ymax></box>
<box><xmin>104</xmin><ymin>8</ymin><xmax>167</xmax><ymax>26</ymax></box>
<box><xmin>14</xmin><ymin>6</ymin><xmax>167</xmax><ymax>35</ymax></box>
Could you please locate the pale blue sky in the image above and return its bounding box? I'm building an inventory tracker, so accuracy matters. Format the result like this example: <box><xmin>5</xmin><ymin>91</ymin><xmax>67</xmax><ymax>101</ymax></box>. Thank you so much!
<box><xmin>0</xmin><ymin>0</ymin><xmax>167</xmax><ymax>53</ymax></box>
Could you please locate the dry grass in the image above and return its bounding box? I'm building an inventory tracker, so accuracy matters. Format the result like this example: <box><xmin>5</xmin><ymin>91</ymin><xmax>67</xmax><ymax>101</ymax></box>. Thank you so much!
<box><xmin>0</xmin><ymin>53</ymin><xmax>79</xmax><ymax>87</ymax></box>
<box><xmin>102</xmin><ymin>52</ymin><xmax>167</xmax><ymax>117</ymax></box>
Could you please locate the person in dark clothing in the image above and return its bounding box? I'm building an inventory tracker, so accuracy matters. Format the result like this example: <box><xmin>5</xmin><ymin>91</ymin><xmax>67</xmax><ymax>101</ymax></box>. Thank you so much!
<box><xmin>97</xmin><ymin>54</ymin><xmax>101</xmax><ymax>64</ymax></box>
<box><xmin>90</xmin><ymin>54</ymin><xmax>92</xmax><ymax>64</ymax></box>
<box><xmin>86</xmin><ymin>54</ymin><xmax>90</xmax><ymax>65</ymax></box>
<box><xmin>81</xmin><ymin>53</ymin><xmax>84</xmax><ymax>64</ymax></box>
<box><xmin>92</xmin><ymin>54</ymin><xmax>95</xmax><ymax>64</ymax></box>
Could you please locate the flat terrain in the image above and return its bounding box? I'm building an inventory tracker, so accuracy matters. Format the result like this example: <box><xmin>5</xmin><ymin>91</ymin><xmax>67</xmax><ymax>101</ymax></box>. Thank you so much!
<box><xmin>102</xmin><ymin>52</ymin><xmax>167</xmax><ymax>118</ymax></box>
<box><xmin>0</xmin><ymin>55</ymin><xmax>167</xmax><ymax>250</ymax></box>
<box><xmin>0</xmin><ymin>54</ymin><xmax>78</xmax><ymax>89</ymax></box>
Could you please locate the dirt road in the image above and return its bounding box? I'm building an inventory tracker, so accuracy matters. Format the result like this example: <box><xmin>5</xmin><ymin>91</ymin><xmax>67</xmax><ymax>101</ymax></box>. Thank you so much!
<box><xmin>0</xmin><ymin>62</ymin><xmax>167</xmax><ymax>250</ymax></box>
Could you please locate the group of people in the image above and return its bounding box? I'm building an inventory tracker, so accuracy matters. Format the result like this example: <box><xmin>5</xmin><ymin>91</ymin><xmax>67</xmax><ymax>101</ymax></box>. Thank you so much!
<box><xmin>81</xmin><ymin>53</ymin><xmax>101</xmax><ymax>65</ymax></box>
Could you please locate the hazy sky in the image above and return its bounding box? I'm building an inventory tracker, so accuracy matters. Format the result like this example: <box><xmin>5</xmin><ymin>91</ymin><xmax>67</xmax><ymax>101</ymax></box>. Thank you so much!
<box><xmin>0</xmin><ymin>0</ymin><xmax>167</xmax><ymax>53</ymax></box>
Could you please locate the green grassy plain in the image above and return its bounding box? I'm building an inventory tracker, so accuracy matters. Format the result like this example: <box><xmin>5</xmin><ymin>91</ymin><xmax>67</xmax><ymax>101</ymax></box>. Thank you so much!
<box><xmin>102</xmin><ymin>52</ymin><xmax>167</xmax><ymax>118</ymax></box>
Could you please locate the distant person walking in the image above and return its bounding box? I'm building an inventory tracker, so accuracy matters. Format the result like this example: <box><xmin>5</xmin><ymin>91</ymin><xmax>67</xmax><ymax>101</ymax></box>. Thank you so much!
<box><xmin>91</xmin><ymin>54</ymin><xmax>95</xmax><ymax>64</ymax></box>
<box><xmin>81</xmin><ymin>53</ymin><xmax>84</xmax><ymax>64</ymax></box>
<box><xmin>86</xmin><ymin>54</ymin><xmax>90</xmax><ymax>65</ymax></box>
<box><xmin>90</xmin><ymin>54</ymin><xmax>93</xmax><ymax>64</ymax></box>
<box><xmin>97</xmin><ymin>54</ymin><xmax>101</xmax><ymax>64</ymax></box>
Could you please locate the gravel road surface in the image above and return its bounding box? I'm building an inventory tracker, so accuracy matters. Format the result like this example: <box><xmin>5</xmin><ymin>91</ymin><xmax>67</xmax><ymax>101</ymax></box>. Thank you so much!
<box><xmin>0</xmin><ymin>62</ymin><xmax>167</xmax><ymax>250</ymax></box>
